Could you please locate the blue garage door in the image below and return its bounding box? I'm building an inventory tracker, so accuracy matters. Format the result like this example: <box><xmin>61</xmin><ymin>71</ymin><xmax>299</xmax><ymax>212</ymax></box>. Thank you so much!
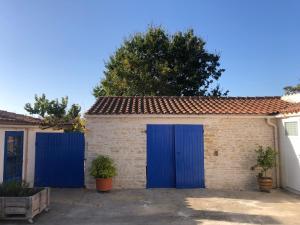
<box><xmin>35</xmin><ymin>132</ymin><xmax>85</xmax><ymax>188</ymax></box>
<box><xmin>147</xmin><ymin>124</ymin><xmax>204</xmax><ymax>188</ymax></box>
<box><xmin>147</xmin><ymin>125</ymin><xmax>175</xmax><ymax>188</ymax></box>
<box><xmin>175</xmin><ymin>125</ymin><xmax>205</xmax><ymax>188</ymax></box>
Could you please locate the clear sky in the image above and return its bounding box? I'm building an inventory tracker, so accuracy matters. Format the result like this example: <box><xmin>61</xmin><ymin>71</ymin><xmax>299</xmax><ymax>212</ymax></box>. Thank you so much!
<box><xmin>0</xmin><ymin>0</ymin><xmax>299</xmax><ymax>115</ymax></box>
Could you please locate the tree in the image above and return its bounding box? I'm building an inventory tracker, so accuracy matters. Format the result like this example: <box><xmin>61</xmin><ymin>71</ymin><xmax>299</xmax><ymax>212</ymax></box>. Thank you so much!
<box><xmin>24</xmin><ymin>94</ymin><xmax>85</xmax><ymax>132</ymax></box>
<box><xmin>284</xmin><ymin>83</ymin><xmax>300</xmax><ymax>95</ymax></box>
<box><xmin>93</xmin><ymin>26</ymin><xmax>228</xmax><ymax>97</ymax></box>
<box><xmin>254</xmin><ymin>146</ymin><xmax>277</xmax><ymax>177</ymax></box>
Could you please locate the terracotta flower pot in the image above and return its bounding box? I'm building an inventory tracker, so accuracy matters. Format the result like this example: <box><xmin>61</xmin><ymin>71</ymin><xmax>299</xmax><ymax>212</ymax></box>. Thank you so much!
<box><xmin>95</xmin><ymin>178</ymin><xmax>113</xmax><ymax>192</ymax></box>
<box><xmin>258</xmin><ymin>177</ymin><xmax>273</xmax><ymax>192</ymax></box>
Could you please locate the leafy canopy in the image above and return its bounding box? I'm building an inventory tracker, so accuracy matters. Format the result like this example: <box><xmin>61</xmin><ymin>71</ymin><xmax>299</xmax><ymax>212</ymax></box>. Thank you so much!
<box><xmin>90</xmin><ymin>155</ymin><xmax>117</xmax><ymax>179</ymax></box>
<box><xmin>284</xmin><ymin>83</ymin><xmax>300</xmax><ymax>95</ymax></box>
<box><xmin>93</xmin><ymin>26</ymin><xmax>228</xmax><ymax>97</ymax></box>
<box><xmin>24</xmin><ymin>94</ymin><xmax>85</xmax><ymax>132</ymax></box>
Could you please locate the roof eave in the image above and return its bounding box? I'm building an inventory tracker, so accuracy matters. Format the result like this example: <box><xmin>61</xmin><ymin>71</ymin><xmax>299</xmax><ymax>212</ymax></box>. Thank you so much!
<box><xmin>85</xmin><ymin>113</ymin><xmax>277</xmax><ymax>119</ymax></box>
<box><xmin>276</xmin><ymin>112</ymin><xmax>300</xmax><ymax>118</ymax></box>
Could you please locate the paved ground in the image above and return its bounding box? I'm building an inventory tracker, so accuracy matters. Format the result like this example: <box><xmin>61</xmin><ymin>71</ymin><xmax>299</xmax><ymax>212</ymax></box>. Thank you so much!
<box><xmin>2</xmin><ymin>188</ymin><xmax>300</xmax><ymax>225</ymax></box>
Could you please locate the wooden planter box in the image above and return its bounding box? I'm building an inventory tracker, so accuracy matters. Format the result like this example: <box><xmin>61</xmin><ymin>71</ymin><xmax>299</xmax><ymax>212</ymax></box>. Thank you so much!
<box><xmin>0</xmin><ymin>188</ymin><xmax>50</xmax><ymax>223</ymax></box>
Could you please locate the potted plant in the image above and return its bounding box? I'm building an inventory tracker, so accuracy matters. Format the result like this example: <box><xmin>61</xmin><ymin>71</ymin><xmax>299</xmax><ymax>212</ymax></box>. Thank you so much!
<box><xmin>90</xmin><ymin>155</ymin><xmax>117</xmax><ymax>192</ymax></box>
<box><xmin>0</xmin><ymin>181</ymin><xmax>50</xmax><ymax>223</ymax></box>
<box><xmin>252</xmin><ymin>146</ymin><xmax>277</xmax><ymax>192</ymax></box>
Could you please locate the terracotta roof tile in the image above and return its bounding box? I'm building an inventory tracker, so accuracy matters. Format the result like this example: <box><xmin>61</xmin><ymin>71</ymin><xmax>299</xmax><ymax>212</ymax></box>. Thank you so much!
<box><xmin>0</xmin><ymin>110</ymin><xmax>41</xmax><ymax>125</ymax></box>
<box><xmin>280</xmin><ymin>103</ymin><xmax>300</xmax><ymax>114</ymax></box>
<box><xmin>87</xmin><ymin>96</ymin><xmax>295</xmax><ymax>116</ymax></box>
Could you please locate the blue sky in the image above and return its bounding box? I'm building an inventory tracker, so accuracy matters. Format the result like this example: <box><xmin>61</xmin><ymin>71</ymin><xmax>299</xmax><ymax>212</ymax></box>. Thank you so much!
<box><xmin>0</xmin><ymin>0</ymin><xmax>299</xmax><ymax>114</ymax></box>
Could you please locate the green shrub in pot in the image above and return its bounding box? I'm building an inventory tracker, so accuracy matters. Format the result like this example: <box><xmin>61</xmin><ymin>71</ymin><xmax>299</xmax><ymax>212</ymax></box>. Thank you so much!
<box><xmin>90</xmin><ymin>155</ymin><xmax>117</xmax><ymax>191</ymax></box>
<box><xmin>252</xmin><ymin>146</ymin><xmax>277</xmax><ymax>192</ymax></box>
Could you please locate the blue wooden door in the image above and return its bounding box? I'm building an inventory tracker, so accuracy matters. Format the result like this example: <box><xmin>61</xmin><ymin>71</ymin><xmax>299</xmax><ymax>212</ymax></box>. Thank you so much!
<box><xmin>175</xmin><ymin>125</ymin><xmax>205</xmax><ymax>188</ymax></box>
<box><xmin>4</xmin><ymin>131</ymin><xmax>24</xmax><ymax>182</ymax></box>
<box><xmin>147</xmin><ymin>125</ymin><xmax>175</xmax><ymax>188</ymax></box>
<box><xmin>35</xmin><ymin>133</ymin><xmax>85</xmax><ymax>187</ymax></box>
<box><xmin>146</xmin><ymin>124</ymin><xmax>204</xmax><ymax>188</ymax></box>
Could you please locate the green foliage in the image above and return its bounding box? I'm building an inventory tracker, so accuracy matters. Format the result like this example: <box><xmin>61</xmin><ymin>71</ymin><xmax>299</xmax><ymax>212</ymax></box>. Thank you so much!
<box><xmin>90</xmin><ymin>155</ymin><xmax>117</xmax><ymax>179</ymax></box>
<box><xmin>25</xmin><ymin>94</ymin><xmax>85</xmax><ymax>132</ymax></box>
<box><xmin>0</xmin><ymin>181</ymin><xmax>42</xmax><ymax>197</ymax></box>
<box><xmin>93</xmin><ymin>26</ymin><xmax>228</xmax><ymax>97</ymax></box>
<box><xmin>254</xmin><ymin>146</ymin><xmax>277</xmax><ymax>177</ymax></box>
<box><xmin>284</xmin><ymin>83</ymin><xmax>300</xmax><ymax>95</ymax></box>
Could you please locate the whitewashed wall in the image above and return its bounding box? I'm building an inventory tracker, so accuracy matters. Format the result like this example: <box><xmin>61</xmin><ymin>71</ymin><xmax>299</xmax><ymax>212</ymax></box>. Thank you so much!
<box><xmin>281</xmin><ymin>93</ymin><xmax>300</xmax><ymax>103</ymax></box>
<box><xmin>279</xmin><ymin>115</ymin><xmax>300</xmax><ymax>193</ymax></box>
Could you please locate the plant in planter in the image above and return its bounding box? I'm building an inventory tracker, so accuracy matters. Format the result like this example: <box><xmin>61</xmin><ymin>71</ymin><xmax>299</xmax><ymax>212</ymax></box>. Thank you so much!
<box><xmin>0</xmin><ymin>181</ymin><xmax>50</xmax><ymax>223</ymax></box>
<box><xmin>90</xmin><ymin>155</ymin><xmax>117</xmax><ymax>192</ymax></box>
<box><xmin>252</xmin><ymin>146</ymin><xmax>277</xmax><ymax>192</ymax></box>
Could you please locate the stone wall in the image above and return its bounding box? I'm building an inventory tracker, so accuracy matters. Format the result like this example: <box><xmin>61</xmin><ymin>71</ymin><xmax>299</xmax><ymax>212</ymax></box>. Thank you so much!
<box><xmin>85</xmin><ymin>116</ymin><xmax>275</xmax><ymax>190</ymax></box>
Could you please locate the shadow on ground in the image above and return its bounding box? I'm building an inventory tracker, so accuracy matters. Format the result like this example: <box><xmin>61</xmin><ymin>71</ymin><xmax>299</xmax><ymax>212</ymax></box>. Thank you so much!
<box><xmin>2</xmin><ymin>188</ymin><xmax>300</xmax><ymax>225</ymax></box>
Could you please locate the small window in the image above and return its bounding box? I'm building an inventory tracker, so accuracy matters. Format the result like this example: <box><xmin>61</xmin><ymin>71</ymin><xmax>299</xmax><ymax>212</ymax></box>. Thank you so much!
<box><xmin>285</xmin><ymin>121</ymin><xmax>298</xmax><ymax>136</ymax></box>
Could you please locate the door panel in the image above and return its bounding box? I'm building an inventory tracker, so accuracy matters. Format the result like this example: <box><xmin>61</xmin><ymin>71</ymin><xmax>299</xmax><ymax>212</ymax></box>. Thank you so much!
<box><xmin>4</xmin><ymin>131</ymin><xmax>24</xmax><ymax>182</ymax></box>
<box><xmin>147</xmin><ymin>125</ymin><xmax>175</xmax><ymax>188</ymax></box>
<box><xmin>175</xmin><ymin>125</ymin><xmax>205</xmax><ymax>188</ymax></box>
<box><xmin>35</xmin><ymin>133</ymin><xmax>85</xmax><ymax>187</ymax></box>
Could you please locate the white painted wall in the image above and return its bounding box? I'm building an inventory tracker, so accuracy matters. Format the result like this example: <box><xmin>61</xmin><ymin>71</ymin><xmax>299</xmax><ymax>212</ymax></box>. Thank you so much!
<box><xmin>281</xmin><ymin>93</ymin><xmax>300</xmax><ymax>103</ymax></box>
<box><xmin>0</xmin><ymin>126</ymin><xmax>59</xmax><ymax>186</ymax></box>
<box><xmin>279</xmin><ymin>116</ymin><xmax>300</xmax><ymax>193</ymax></box>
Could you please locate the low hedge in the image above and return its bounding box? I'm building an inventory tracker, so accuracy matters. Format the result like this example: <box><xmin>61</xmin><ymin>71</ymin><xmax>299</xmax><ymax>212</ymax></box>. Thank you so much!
<box><xmin>0</xmin><ymin>181</ymin><xmax>42</xmax><ymax>197</ymax></box>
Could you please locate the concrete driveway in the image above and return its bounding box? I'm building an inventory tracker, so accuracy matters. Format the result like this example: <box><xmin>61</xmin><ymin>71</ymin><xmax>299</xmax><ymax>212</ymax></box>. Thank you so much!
<box><xmin>2</xmin><ymin>188</ymin><xmax>300</xmax><ymax>225</ymax></box>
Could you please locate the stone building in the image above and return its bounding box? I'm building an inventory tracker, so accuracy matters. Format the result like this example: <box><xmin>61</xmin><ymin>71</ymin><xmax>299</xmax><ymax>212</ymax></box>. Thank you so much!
<box><xmin>85</xmin><ymin>96</ymin><xmax>298</xmax><ymax>190</ymax></box>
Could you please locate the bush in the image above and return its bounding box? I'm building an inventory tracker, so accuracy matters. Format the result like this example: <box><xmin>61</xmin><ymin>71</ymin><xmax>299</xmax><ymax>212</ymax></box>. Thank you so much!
<box><xmin>0</xmin><ymin>181</ymin><xmax>42</xmax><ymax>197</ymax></box>
<box><xmin>90</xmin><ymin>155</ymin><xmax>117</xmax><ymax>179</ymax></box>
<box><xmin>254</xmin><ymin>146</ymin><xmax>277</xmax><ymax>177</ymax></box>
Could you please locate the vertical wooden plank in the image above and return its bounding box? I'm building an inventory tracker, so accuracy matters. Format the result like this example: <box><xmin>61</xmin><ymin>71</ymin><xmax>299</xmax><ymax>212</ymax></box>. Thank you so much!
<box><xmin>35</xmin><ymin>133</ymin><xmax>85</xmax><ymax>187</ymax></box>
<box><xmin>146</xmin><ymin>125</ymin><xmax>176</xmax><ymax>188</ymax></box>
<box><xmin>175</xmin><ymin>125</ymin><xmax>205</xmax><ymax>188</ymax></box>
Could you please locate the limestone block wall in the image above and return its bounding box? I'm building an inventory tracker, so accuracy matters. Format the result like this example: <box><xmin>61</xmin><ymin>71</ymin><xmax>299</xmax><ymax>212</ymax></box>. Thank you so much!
<box><xmin>85</xmin><ymin>116</ymin><xmax>275</xmax><ymax>190</ymax></box>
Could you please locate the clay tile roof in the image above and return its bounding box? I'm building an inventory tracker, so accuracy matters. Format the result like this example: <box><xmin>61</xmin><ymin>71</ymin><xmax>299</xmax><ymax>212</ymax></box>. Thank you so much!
<box><xmin>87</xmin><ymin>96</ymin><xmax>295</xmax><ymax>116</ymax></box>
<box><xmin>280</xmin><ymin>103</ymin><xmax>300</xmax><ymax>114</ymax></box>
<box><xmin>0</xmin><ymin>110</ymin><xmax>41</xmax><ymax>125</ymax></box>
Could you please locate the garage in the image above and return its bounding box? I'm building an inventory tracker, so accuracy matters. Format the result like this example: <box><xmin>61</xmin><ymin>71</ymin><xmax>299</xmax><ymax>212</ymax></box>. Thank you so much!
<box><xmin>147</xmin><ymin>124</ymin><xmax>204</xmax><ymax>188</ymax></box>
<box><xmin>85</xmin><ymin>96</ymin><xmax>296</xmax><ymax>190</ymax></box>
